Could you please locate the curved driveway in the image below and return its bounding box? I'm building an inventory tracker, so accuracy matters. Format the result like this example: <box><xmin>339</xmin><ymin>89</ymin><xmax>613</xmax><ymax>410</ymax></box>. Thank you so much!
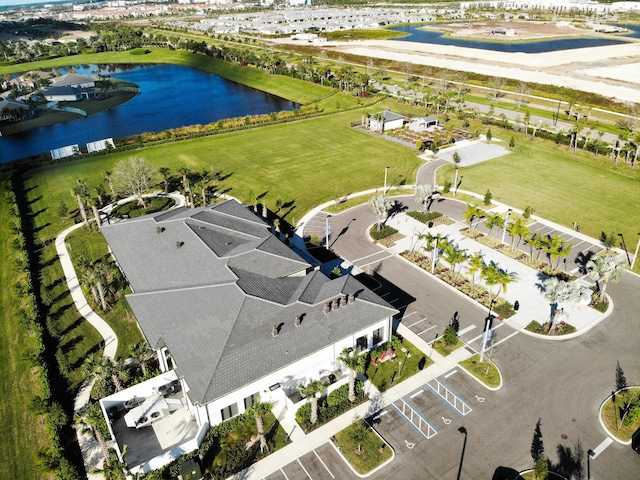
<box><xmin>304</xmin><ymin>193</ymin><xmax>640</xmax><ymax>478</ymax></box>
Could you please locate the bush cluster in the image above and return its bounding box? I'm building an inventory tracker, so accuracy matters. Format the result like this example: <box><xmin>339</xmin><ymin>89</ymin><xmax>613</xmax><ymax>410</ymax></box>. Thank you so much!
<box><xmin>295</xmin><ymin>381</ymin><xmax>366</xmax><ymax>432</ymax></box>
<box><xmin>406</xmin><ymin>211</ymin><xmax>443</xmax><ymax>223</ymax></box>
<box><xmin>370</xmin><ymin>225</ymin><xmax>398</xmax><ymax>241</ymax></box>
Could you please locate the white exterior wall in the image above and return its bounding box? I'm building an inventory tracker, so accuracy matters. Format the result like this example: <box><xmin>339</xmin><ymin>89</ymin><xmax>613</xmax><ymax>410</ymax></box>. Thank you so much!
<box><xmin>199</xmin><ymin>316</ymin><xmax>391</xmax><ymax>427</ymax></box>
<box><xmin>44</xmin><ymin>94</ymin><xmax>81</xmax><ymax>102</ymax></box>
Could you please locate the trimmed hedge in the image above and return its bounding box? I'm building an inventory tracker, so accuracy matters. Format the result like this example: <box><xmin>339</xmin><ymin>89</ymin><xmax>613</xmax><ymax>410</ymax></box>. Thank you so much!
<box><xmin>406</xmin><ymin>211</ymin><xmax>443</xmax><ymax>223</ymax></box>
<box><xmin>370</xmin><ymin>225</ymin><xmax>398</xmax><ymax>241</ymax></box>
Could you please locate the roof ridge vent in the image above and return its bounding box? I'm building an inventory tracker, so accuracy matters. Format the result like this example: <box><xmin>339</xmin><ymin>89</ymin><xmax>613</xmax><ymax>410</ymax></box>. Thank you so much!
<box><xmin>271</xmin><ymin>325</ymin><xmax>279</xmax><ymax>337</ymax></box>
<box><xmin>332</xmin><ymin>298</ymin><xmax>340</xmax><ymax>310</ymax></box>
<box><xmin>323</xmin><ymin>302</ymin><xmax>331</xmax><ymax>315</ymax></box>
<box><xmin>348</xmin><ymin>293</ymin><xmax>355</xmax><ymax>303</ymax></box>
<box><xmin>176</xmin><ymin>241</ymin><xmax>184</xmax><ymax>249</ymax></box>
<box><xmin>156</xmin><ymin>227</ymin><xmax>165</xmax><ymax>234</ymax></box>
<box><xmin>294</xmin><ymin>315</ymin><xmax>302</xmax><ymax>328</ymax></box>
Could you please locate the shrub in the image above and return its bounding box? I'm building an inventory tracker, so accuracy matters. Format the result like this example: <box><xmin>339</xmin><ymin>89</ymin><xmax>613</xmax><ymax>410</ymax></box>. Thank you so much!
<box><xmin>484</xmin><ymin>189</ymin><xmax>492</xmax><ymax>205</ymax></box>
<box><xmin>509</xmin><ymin>136</ymin><xmax>515</xmax><ymax>147</ymax></box>
<box><xmin>443</xmin><ymin>325</ymin><xmax>458</xmax><ymax>346</ymax></box>
<box><xmin>309</xmin><ymin>233</ymin><xmax>321</xmax><ymax>246</ymax></box>
<box><xmin>296</xmin><ymin>381</ymin><xmax>366</xmax><ymax>432</ymax></box>
<box><xmin>443</xmin><ymin>181</ymin><xmax>452</xmax><ymax>193</ymax></box>
<box><xmin>406</xmin><ymin>211</ymin><xmax>443</xmax><ymax>223</ymax></box>
<box><xmin>370</xmin><ymin>225</ymin><xmax>398</xmax><ymax>240</ymax></box>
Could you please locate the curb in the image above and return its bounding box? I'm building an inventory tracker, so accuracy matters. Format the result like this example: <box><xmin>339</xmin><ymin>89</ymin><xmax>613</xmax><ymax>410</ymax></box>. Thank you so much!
<box><xmin>328</xmin><ymin>427</ymin><xmax>395</xmax><ymax>478</ymax></box>
<box><xmin>458</xmin><ymin>360</ymin><xmax>503</xmax><ymax>392</ymax></box>
<box><xmin>597</xmin><ymin>388</ymin><xmax>636</xmax><ymax>445</ymax></box>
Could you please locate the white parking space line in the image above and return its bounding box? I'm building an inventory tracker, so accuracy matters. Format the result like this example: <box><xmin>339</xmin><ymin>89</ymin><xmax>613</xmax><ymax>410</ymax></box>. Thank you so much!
<box><xmin>590</xmin><ymin>437</ymin><xmax>613</xmax><ymax>458</ymax></box>
<box><xmin>458</xmin><ymin>325</ymin><xmax>476</xmax><ymax>336</ymax></box>
<box><xmin>280</xmin><ymin>468</ymin><xmax>290</xmax><ymax>480</ymax></box>
<box><xmin>313</xmin><ymin>450</ymin><xmax>335</xmax><ymax>479</ymax></box>
<box><xmin>410</xmin><ymin>389</ymin><xmax>424</xmax><ymax>398</ymax></box>
<box><xmin>297</xmin><ymin>459</ymin><xmax>313</xmax><ymax>479</ymax></box>
<box><xmin>417</xmin><ymin>325</ymin><xmax>437</xmax><ymax>336</ymax></box>
<box><xmin>357</xmin><ymin>255</ymin><xmax>394</xmax><ymax>269</ymax></box>
<box><xmin>402</xmin><ymin>311</ymin><xmax>417</xmax><ymax>320</ymax></box>
<box><xmin>469</xmin><ymin>323</ymin><xmax>506</xmax><ymax>344</ymax></box>
<box><xmin>445</xmin><ymin>369</ymin><xmax>457</xmax><ymax>378</ymax></box>
<box><xmin>373</xmin><ymin>410</ymin><xmax>388</xmax><ymax>420</ymax></box>
<box><xmin>407</xmin><ymin>317</ymin><xmax>427</xmax><ymax>328</ymax></box>
<box><xmin>492</xmin><ymin>330</ymin><xmax>519</xmax><ymax>347</ymax></box>
<box><xmin>387</xmin><ymin>297</ymin><xmax>400</xmax><ymax>305</ymax></box>
<box><xmin>380</xmin><ymin>292</ymin><xmax>392</xmax><ymax>298</ymax></box>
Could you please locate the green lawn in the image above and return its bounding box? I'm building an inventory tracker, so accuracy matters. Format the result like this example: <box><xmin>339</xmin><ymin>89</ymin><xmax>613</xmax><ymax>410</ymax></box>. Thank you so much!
<box><xmin>432</xmin><ymin>336</ymin><xmax>464</xmax><ymax>357</ymax></box>
<box><xmin>459</xmin><ymin>354</ymin><xmax>501</xmax><ymax>388</ymax></box>
<box><xmin>334</xmin><ymin>422</ymin><xmax>393</xmax><ymax>474</ymax></box>
<box><xmin>600</xmin><ymin>388</ymin><xmax>640</xmax><ymax>442</ymax></box>
<box><xmin>0</xmin><ymin>177</ymin><xmax>51</xmax><ymax>479</ymax></box>
<box><xmin>437</xmin><ymin>135</ymin><xmax>640</xmax><ymax>257</ymax></box>
<box><xmin>366</xmin><ymin>338</ymin><xmax>430</xmax><ymax>392</ymax></box>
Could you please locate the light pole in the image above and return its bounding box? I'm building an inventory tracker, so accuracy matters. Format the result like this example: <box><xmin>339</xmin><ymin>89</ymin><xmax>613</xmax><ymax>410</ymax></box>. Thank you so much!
<box><xmin>384</xmin><ymin>166</ymin><xmax>390</xmax><ymax>193</ymax></box>
<box><xmin>454</xmin><ymin>175</ymin><xmax>463</xmax><ymax>196</ymax></box>
<box><xmin>631</xmin><ymin>233</ymin><xmax>640</xmax><ymax>270</ymax></box>
<box><xmin>587</xmin><ymin>449</ymin><xmax>595</xmax><ymax>480</ymax></box>
<box><xmin>554</xmin><ymin>98</ymin><xmax>561</xmax><ymax>126</ymax></box>
<box><xmin>456</xmin><ymin>427</ymin><xmax>468</xmax><ymax>480</ymax></box>
<box><xmin>325</xmin><ymin>215</ymin><xmax>331</xmax><ymax>250</ymax></box>
<box><xmin>618</xmin><ymin>233</ymin><xmax>631</xmax><ymax>266</ymax></box>
<box><xmin>501</xmin><ymin>209</ymin><xmax>512</xmax><ymax>244</ymax></box>
<box><xmin>429</xmin><ymin>333</ymin><xmax>439</xmax><ymax>359</ymax></box>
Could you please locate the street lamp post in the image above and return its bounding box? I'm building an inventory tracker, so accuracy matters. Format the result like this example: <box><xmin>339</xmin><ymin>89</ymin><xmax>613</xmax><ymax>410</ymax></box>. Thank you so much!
<box><xmin>554</xmin><ymin>98</ymin><xmax>561</xmax><ymax>126</ymax></box>
<box><xmin>587</xmin><ymin>449</ymin><xmax>595</xmax><ymax>480</ymax></box>
<box><xmin>456</xmin><ymin>427</ymin><xmax>468</xmax><ymax>480</ymax></box>
<box><xmin>384</xmin><ymin>166</ymin><xmax>390</xmax><ymax>194</ymax></box>
<box><xmin>429</xmin><ymin>333</ymin><xmax>439</xmax><ymax>359</ymax></box>
<box><xmin>325</xmin><ymin>215</ymin><xmax>331</xmax><ymax>250</ymax></box>
<box><xmin>618</xmin><ymin>233</ymin><xmax>631</xmax><ymax>266</ymax></box>
<box><xmin>501</xmin><ymin>209</ymin><xmax>512</xmax><ymax>244</ymax></box>
<box><xmin>631</xmin><ymin>233</ymin><xmax>640</xmax><ymax>270</ymax></box>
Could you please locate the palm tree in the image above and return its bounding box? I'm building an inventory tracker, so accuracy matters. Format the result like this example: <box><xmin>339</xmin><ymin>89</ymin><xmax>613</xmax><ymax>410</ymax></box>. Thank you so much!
<box><xmin>525</xmin><ymin>232</ymin><xmax>545</xmax><ymax>260</ymax></box>
<box><xmin>414</xmin><ymin>184</ymin><xmax>434</xmax><ymax>213</ymax></box>
<box><xmin>158</xmin><ymin>167</ymin><xmax>171</xmax><ymax>194</ymax></box>
<box><xmin>129</xmin><ymin>342</ymin><xmax>152</xmax><ymax>377</ymax></box>
<box><xmin>442</xmin><ymin>242</ymin><xmax>467</xmax><ymax>282</ymax></box>
<box><xmin>485</xmin><ymin>212</ymin><xmax>504</xmax><ymax>237</ymax></box>
<box><xmin>86</xmin><ymin>196</ymin><xmax>101</xmax><ymax>229</ymax></box>
<box><xmin>298</xmin><ymin>380</ymin><xmax>325</xmax><ymax>425</ymax></box>
<box><xmin>71</xmin><ymin>184</ymin><xmax>89</xmax><ymax>227</ymax></box>
<box><xmin>74</xmin><ymin>402</ymin><xmax>110</xmax><ymax>459</ymax></box>
<box><xmin>466</xmin><ymin>251</ymin><xmax>485</xmax><ymax>287</ymax></box>
<box><xmin>506</xmin><ymin>217</ymin><xmax>529</xmax><ymax>251</ymax></box>
<box><xmin>104</xmin><ymin>170</ymin><xmax>115</xmax><ymax>197</ymax></box>
<box><xmin>247</xmin><ymin>401</ymin><xmax>272</xmax><ymax>452</ymax></box>
<box><xmin>542</xmin><ymin>234</ymin><xmax>572</xmax><ymax>270</ymax></box>
<box><xmin>586</xmin><ymin>253</ymin><xmax>625</xmax><ymax>304</ymax></box>
<box><xmin>337</xmin><ymin>347</ymin><xmax>366</xmax><ymax>403</ymax></box>
<box><xmin>369</xmin><ymin>194</ymin><xmax>393</xmax><ymax>232</ymax></box>
<box><xmin>482</xmin><ymin>263</ymin><xmax>517</xmax><ymax>306</ymax></box>
<box><xmin>541</xmin><ymin>277</ymin><xmax>591</xmax><ymax>332</ymax></box>
<box><xmin>465</xmin><ymin>204</ymin><xmax>484</xmax><ymax>232</ymax></box>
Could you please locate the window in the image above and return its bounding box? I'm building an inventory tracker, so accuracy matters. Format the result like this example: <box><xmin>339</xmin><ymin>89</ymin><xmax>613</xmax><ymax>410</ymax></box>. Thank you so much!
<box><xmin>244</xmin><ymin>393</ymin><xmax>260</xmax><ymax>410</ymax></box>
<box><xmin>372</xmin><ymin>327</ymin><xmax>384</xmax><ymax>346</ymax></box>
<box><xmin>356</xmin><ymin>334</ymin><xmax>368</xmax><ymax>351</ymax></box>
<box><xmin>220</xmin><ymin>402</ymin><xmax>238</xmax><ymax>421</ymax></box>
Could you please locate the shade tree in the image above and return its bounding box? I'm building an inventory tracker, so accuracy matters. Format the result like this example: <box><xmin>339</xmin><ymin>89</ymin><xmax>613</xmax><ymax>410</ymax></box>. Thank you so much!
<box><xmin>586</xmin><ymin>253</ymin><xmax>625</xmax><ymax>304</ymax></box>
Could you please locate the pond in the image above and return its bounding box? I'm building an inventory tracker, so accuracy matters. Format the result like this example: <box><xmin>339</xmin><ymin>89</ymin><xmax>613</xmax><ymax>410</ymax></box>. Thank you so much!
<box><xmin>389</xmin><ymin>23</ymin><xmax>634</xmax><ymax>52</ymax></box>
<box><xmin>0</xmin><ymin>63</ymin><xmax>298</xmax><ymax>163</ymax></box>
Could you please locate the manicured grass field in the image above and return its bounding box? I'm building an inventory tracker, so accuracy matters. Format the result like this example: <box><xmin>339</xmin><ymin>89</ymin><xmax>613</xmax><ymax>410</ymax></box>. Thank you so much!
<box><xmin>437</xmin><ymin>135</ymin><xmax>640</xmax><ymax>250</ymax></box>
<box><xmin>0</xmin><ymin>179</ymin><xmax>51</xmax><ymax>479</ymax></box>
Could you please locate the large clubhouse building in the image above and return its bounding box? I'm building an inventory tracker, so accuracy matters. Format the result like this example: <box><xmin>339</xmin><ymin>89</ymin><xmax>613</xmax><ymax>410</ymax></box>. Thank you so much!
<box><xmin>99</xmin><ymin>199</ymin><xmax>397</xmax><ymax>473</ymax></box>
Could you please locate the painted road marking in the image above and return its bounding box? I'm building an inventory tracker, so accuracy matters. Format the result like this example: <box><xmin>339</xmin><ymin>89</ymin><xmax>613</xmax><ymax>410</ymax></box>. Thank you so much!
<box><xmin>351</xmin><ymin>251</ymin><xmax>388</xmax><ymax>263</ymax></box>
<box><xmin>410</xmin><ymin>389</ymin><xmax>424</xmax><ymax>398</ymax></box>
<box><xmin>493</xmin><ymin>330</ymin><xmax>519</xmax><ymax>347</ymax></box>
<box><xmin>314</xmin><ymin>450</ymin><xmax>335</xmax><ymax>479</ymax></box>
<box><xmin>358</xmin><ymin>255</ymin><xmax>394</xmax><ymax>269</ymax></box>
<box><xmin>458</xmin><ymin>325</ymin><xmax>477</xmax><ymax>336</ymax></box>
<box><xmin>590</xmin><ymin>437</ymin><xmax>613</xmax><ymax>458</ymax></box>
<box><xmin>280</xmin><ymin>468</ymin><xmax>290</xmax><ymax>480</ymax></box>
<box><xmin>445</xmin><ymin>369</ymin><xmax>457</xmax><ymax>378</ymax></box>
<box><xmin>417</xmin><ymin>325</ymin><xmax>437</xmax><ymax>336</ymax></box>
<box><xmin>297</xmin><ymin>458</ymin><xmax>313</xmax><ymax>479</ymax></box>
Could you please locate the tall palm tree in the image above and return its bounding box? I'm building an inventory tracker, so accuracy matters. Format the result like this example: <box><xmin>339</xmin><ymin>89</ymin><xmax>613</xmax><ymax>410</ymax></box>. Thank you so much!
<box><xmin>482</xmin><ymin>263</ymin><xmax>517</xmax><ymax>306</ymax></box>
<box><xmin>158</xmin><ymin>167</ymin><xmax>171</xmax><ymax>194</ymax></box>
<box><xmin>247</xmin><ymin>401</ymin><xmax>272</xmax><ymax>452</ymax></box>
<box><xmin>74</xmin><ymin>402</ymin><xmax>109</xmax><ymax>459</ymax></box>
<box><xmin>298</xmin><ymin>380</ymin><xmax>325</xmax><ymax>425</ymax></box>
<box><xmin>414</xmin><ymin>184</ymin><xmax>434</xmax><ymax>213</ymax></box>
<box><xmin>586</xmin><ymin>253</ymin><xmax>625</xmax><ymax>304</ymax></box>
<box><xmin>541</xmin><ymin>277</ymin><xmax>591</xmax><ymax>331</ymax></box>
<box><xmin>442</xmin><ymin>242</ymin><xmax>467</xmax><ymax>282</ymax></box>
<box><xmin>485</xmin><ymin>212</ymin><xmax>504</xmax><ymax>237</ymax></box>
<box><xmin>337</xmin><ymin>347</ymin><xmax>366</xmax><ymax>403</ymax></box>
<box><xmin>129</xmin><ymin>342</ymin><xmax>152</xmax><ymax>377</ymax></box>
<box><xmin>464</xmin><ymin>204</ymin><xmax>484</xmax><ymax>232</ymax></box>
<box><xmin>104</xmin><ymin>170</ymin><xmax>115</xmax><ymax>198</ymax></box>
<box><xmin>506</xmin><ymin>218</ymin><xmax>528</xmax><ymax>251</ymax></box>
<box><xmin>86</xmin><ymin>196</ymin><xmax>101</xmax><ymax>229</ymax></box>
<box><xmin>369</xmin><ymin>194</ymin><xmax>393</xmax><ymax>232</ymax></box>
<box><xmin>71</xmin><ymin>184</ymin><xmax>89</xmax><ymax>227</ymax></box>
<box><xmin>466</xmin><ymin>251</ymin><xmax>485</xmax><ymax>287</ymax></box>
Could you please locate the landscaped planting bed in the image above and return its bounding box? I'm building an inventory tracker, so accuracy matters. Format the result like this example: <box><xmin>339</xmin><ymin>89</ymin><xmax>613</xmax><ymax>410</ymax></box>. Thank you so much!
<box><xmin>459</xmin><ymin>354</ymin><xmax>501</xmax><ymax>388</ymax></box>
<box><xmin>334</xmin><ymin>418</ymin><xmax>393</xmax><ymax>474</ymax></box>
<box><xmin>365</xmin><ymin>337</ymin><xmax>429</xmax><ymax>392</ymax></box>
<box><xmin>296</xmin><ymin>381</ymin><xmax>368</xmax><ymax>433</ymax></box>
<box><xmin>600</xmin><ymin>387</ymin><xmax>640</xmax><ymax>442</ymax></box>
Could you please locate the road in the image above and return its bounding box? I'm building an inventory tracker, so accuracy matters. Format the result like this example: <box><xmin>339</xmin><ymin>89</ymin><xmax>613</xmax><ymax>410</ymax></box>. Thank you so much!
<box><xmin>302</xmin><ymin>198</ymin><xmax>640</xmax><ymax>479</ymax></box>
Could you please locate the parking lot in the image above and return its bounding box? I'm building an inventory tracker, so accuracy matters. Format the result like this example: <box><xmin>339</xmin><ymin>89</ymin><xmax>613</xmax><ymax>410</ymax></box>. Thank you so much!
<box><xmin>264</xmin><ymin>442</ymin><xmax>360</xmax><ymax>480</ymax></box>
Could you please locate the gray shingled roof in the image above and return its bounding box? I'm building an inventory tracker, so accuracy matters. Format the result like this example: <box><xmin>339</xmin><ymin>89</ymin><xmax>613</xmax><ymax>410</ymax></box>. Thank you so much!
<box><xmin>101</xmin><ymin>200</ymin><xmax>397</xmax><ymax>405</ymax></box>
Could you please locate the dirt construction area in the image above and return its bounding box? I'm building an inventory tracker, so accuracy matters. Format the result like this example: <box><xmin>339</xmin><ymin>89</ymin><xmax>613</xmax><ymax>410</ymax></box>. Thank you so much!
<box><xmin>432</xmin><ymin>20</ymin><xmax>607</xmax><ymax>40</ymax></box>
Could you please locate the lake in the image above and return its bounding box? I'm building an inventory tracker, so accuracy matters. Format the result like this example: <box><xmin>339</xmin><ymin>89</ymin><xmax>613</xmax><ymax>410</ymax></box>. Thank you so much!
<box><xmin>389</xmin><ymin>24</ymin><xmax>635</xmax><ymax>52</ymax></box>
<box><xmin>0</xmin><ymin>63</ymin><xmax>298</xmax><ymax>163</ymax></box>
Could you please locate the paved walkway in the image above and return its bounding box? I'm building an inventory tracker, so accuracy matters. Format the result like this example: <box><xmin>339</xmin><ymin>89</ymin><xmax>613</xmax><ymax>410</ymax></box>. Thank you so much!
<box><xmin>55</xmin><ymin>192</ymin><xmax>185</xmax><ymax>479</ymax></box>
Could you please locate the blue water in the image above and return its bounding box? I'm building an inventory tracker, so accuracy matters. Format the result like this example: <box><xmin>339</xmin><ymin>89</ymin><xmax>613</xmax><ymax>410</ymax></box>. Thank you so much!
<box><xmin>0</xmin><ymin>63</ymin><xmax>297</xmax><ymax>163</ymax></box>
<box><xmin>389</xmin><ymin>23</ymin><xmax>632</xmax><ymax>52</ymax></box>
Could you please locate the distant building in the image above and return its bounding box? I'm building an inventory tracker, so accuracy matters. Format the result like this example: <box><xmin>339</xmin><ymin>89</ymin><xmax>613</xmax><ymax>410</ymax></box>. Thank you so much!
<box><xmin>41</xmin><ymin>86</ymin><xmax>92</xmax><ymax>102</ymax></box>
<box><xmin>368</xmin><ymin>110</ymin><xmax>405</xmax><ymax>132</ymax></box>
<box><xmin>86</xmin><ymin>138</ymin><xmax>115</xmax><ymax>153</ymax></box>
<box><xmin>408</xmin><ymin>115</ymin><xmax>439</xmax><ymax>132</ymax></box>
<box><xmin>50</xmin><ymin>73</ymin><xmax>95</xmax><ymax>89</ymax></box>
<box><xmin>0</xmin><ymin>97</ymin><xmax>29</xmax><ymax>121</ymax></box>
